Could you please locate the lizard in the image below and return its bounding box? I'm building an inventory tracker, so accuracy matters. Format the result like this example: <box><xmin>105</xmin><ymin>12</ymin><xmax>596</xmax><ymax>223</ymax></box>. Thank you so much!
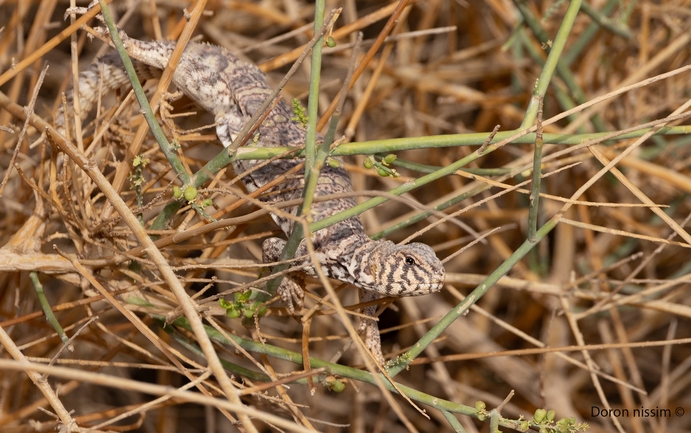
<box><xmin>55</xmin><ymin>15</ymin><xmax>446</xmax><ymax>365</ymax></box>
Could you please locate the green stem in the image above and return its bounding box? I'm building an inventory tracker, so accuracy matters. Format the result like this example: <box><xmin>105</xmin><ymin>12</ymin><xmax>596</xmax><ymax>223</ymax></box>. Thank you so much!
<box><xmin>166</xmin><ymin>316</ymin><xmax>537</xmax><ymax>430</ymax></box>
<box><xmin>264</xmin><ymin>0</ymin><xmax>328</xmax><ymax>298</ymax></box>
<box><xmin>517</xmin><ymin>0</ymin><xmax>583</xmax><ymax>129</ymax></box>
<box><xmin>441</xmin><ymin>410</ymin><xmax>468</xmax><ymax>432</ymax></box>
<box><xmin>564</xmin><ymin>0</ymin><xmax>629</xmax><ymax>66</ymax></box>
<box><xmin>388</xmin><ymin>218</ymin><xmax>558</xmax><ymax>376</ymax></box>
<box><xmin>30</xmin><ymin>272</ymin><xmax>69</xmax><ymax>345</ymax></box>
<box><xmin>528</xmin><ymin>98</ymin><xmax>544</xmax><ymax>242</ymax></box>
<box><xmin>304</xmin><ymin>0</ymin><xmax>325</xmax><ymax>179</ymax></box>
<box><xmin>98</xmin><ymin>0</ymin><xmax>190</xmax><ymax>186</ymax></box>
<box><xmin>579</xmin><ymin>0</ymin><xmax>632</xmax><ymax>39</ymax></box>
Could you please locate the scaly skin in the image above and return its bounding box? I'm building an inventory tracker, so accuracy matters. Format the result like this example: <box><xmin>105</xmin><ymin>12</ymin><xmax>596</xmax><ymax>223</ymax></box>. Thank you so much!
<box><xmin>57</xmin><ymin>23</ymin><xmax>445</xmax><ymax>364</ymax></box>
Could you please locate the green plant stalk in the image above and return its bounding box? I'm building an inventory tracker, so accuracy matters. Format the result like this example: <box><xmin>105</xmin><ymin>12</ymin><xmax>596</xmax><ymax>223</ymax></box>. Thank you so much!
<box><xmin>233</xmin><ymin>126</ymin><xmax>690</xmax><ymax>159</ymax></box>
<box><xmin>441</xmin><ymin>410</ymin><xmax>468</xmax><ymax>433</ymax></box>
<box><xmin>169</xmin><ymin>330</ymin><xmax>291</xmax><ymax>383</ymax></box>
<box><xmin>304</xmin><ymin>0</ymin><xmax>325</xmax><ymax>179</ymax></box>
<box><xmin>528</xmin><ymin>103</ymin><xmax>544</xmax><ymax>242</ymax></box>
<box><xmin>578</xmin><ymin>0</ymin><xmax>632</xmax><ymax>39</ymax></box>
<box><xmin>516</xmin><ymin>9</ymin><xmax>608</xmax><ymax>133</ymax></box>
<box><xmin>30</xmin><ymin>272</ymin><xmax>69</xmax><ymax>345</ymax></box>
<box><xmin>374</xmin><ymin>118</ymin><xmax>691</xmax><ymax>239</ymax></box>
<box><xmin>490</xmin><ymin>411</ymin><xmax>500</xmax><ymax>433</ymax></box>
<box><xmin>270</xmin><ymin>122</ymin><xmax>691</xmax><ymax>236</ymax></box>
<box><xmin>389</xmin><ymin>156</ymin><xmax>515</xmax><ymax>175</ymax></box>
<box><xmin>149</xmin><ymin>200</ymin><xmax>182</xmax><ymax>231</ymax></box>
<box><xmin>508</xmin><ymin>23</ymin><xmax>526</xmax><ymax>95</ymax></box>
<box><xmin>388</xmin><ymin>217</ymin><xmax>558</xmax><ymax>376</ymax></box>
<box><xmin>149</xmin><ymin>121</ymin><xmax>691</xmax><ymax>235</ymax></box>
<box><xmin>165</xmin><ymin>316</ymin><xmax>532</xmax><ymax>430</ymax></box>
<box><xmin>140</xmin><ymin>124</ymin><xmax>691</xmax><ymax>179</ymax></box>
<box><xmin>564</xmin><ymin>0</ymin><xmax>626</xmax><ymax>66</ymax></box>
<box><xmin>517</xmin><ymin>29</ymin><xmax>597</xmax><ymax>134</ymax></box>
<box><xmin>513</xmin><ymin>0</ymin><xmax>550</xmax><ymax>48</ymax></box>
<box><xmin>206</xmin><ymin>9</ymin><xmax>337</xmax><ymax>159</ymax></box>
<box><xmin>518</xmin><ymin>0</ymin><xmax>583</xmax><ymax>129</ymax></box>
<box><xmin>263</xmin><ymin>0</ymin><xmax>328</xmax><ymax>298</ymax></box>
<box><xmin>260</xmin><ymin>36</ymin><xmax>350</xmax><ymax>302</ymax></box>
<box><xmin>371</xmin><ymin>173</ymin><xmax>503</xmax><ymax>240</ymax></box>
<box><xmin>309</xmin><ymin>146</ymin><xmax>481</xmax><ymax>233</ymax></box>
<box><xmin>618</xmin><ymin>0</ymin><xmax>639</xmax><ymax>23</ymax></box>
<box><xmin>261</xmin><ymin>228</ymin><xmax>304</xmax><ymax>299</ymax></box>
<box><xmin>147</xmin><ymin>122</ymin><xmax>688</xmax><ymax>234</ymax></box>
<box><xmin>98</xmin><ymin>0</ymin><xmax>190</xmax><ymax>186</ymax></box>
<box><xmin>298</xmin><ymin>0</ymin><xmax>327</xmax><ymax>214</ymax></box>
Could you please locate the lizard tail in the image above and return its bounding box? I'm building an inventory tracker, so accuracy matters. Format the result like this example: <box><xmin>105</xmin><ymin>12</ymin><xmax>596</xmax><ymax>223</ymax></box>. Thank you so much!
<box><xmin>54</xmin><ymin>52</ymin><xmax>163</xmax><ymax>139</ymax></box>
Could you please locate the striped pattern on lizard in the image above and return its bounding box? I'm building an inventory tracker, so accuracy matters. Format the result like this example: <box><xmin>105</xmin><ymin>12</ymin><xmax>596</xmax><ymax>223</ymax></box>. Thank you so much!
<box><xmin>56</xmin><ymin>21</ymin><xmax>445</xmax><ymax>364</ymax></box>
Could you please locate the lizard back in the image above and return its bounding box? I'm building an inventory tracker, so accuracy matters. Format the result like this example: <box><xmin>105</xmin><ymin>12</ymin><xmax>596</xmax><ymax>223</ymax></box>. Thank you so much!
<box><xmin>57</xmin><ymin>28</ymin><xmax>444</xmax><ymax>297</ymax></box>
<box><xmin>56</xmin><ymin>26</ymin><xmax>445</xmax><ymax>363</ymax></box>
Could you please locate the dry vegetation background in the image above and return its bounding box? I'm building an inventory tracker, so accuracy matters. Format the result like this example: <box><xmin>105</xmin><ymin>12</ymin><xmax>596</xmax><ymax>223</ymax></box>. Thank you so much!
<box><xmin>1</xmin><ymin>0</ymin><xmax>691</xmax><ymax>432</ymax></box>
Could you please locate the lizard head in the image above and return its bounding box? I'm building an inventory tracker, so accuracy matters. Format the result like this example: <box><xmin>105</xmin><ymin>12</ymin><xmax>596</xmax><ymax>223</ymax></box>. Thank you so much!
<box><xmin>362</xmin><ymin>240</ymin><xmax>445</xmax><ymax>296</ymax></box>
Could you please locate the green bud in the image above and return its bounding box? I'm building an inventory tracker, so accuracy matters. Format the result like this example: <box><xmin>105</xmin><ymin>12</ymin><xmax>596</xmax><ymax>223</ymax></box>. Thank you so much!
<box><xmin>325</xmin><ymin>376</ymin><xmax>345</xmax><ymax>392</ymax></box>
<box><xmin>546</xmin><ymin>410</ymin><xmax>556</xmax><ymax>421</ymax></box>
<box><xmin>376</xmin><ymin>167</ymin><xmax>389</xmax><ymax>177</ymax></box>
<box><xmin>475</xmin><ymin>401</ymin><xmax>486</xmax><ymax>411</ymax></box>
<box><xmin>172</xmin><ymin>186</ymin><xmax>182</xmax><ymax>198</ymax></box>
<box><xmin>183</xmin><ymin>186</ymin><xmax>198</xmax><ymax>201</ymax></box>
<box><xmin>556</xmin><ymin>419</ymin><xmax>568</xmax><ymax>433</ymax></box>
<box><xmin>533</xmin><ymin>409</ymin><xmax>547</xmax><ymax>423</ymax></box>
<box><xmin>363</xmin><ymin>157</ymin><xmax>374</xmax><ymax>169</ymax></box>
<box><xmin>201</xmin><ymin>198</ymin><xmax>213</xmax><ymax>208</ymax></box>
<box><xmin>383</xmin><ymin>154</ymin><xmax>397</xmax><ymax>164</ymax></box>
<box><xmin>520</xmin><ymin>421</ymin><xmax>530</xmax><ymax>431</ymax></box>
<box><xmin>326</xmin><ymin>36</ymin><xmax>337</xmax><ymax>47</ymax></box>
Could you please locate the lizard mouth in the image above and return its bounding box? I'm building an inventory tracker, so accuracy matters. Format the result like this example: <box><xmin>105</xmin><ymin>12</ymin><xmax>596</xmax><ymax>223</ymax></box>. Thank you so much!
<box><xmin>417</xmin><ymin>280</ymin><xmax>444</xmax><ymax>293</ymax></box>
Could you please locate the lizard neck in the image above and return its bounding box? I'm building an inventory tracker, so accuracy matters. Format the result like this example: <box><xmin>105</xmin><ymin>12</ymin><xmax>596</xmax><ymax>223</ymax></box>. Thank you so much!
<box><xmin>345</xmin><ymin>239</ymin><xmax>392</xmax><ymax>290</ymax></box>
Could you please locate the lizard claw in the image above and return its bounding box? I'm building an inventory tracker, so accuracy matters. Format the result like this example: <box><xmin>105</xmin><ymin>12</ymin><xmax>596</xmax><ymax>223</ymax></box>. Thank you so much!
<box><xmin>277</xmin><ymin>277</ymin><xmax>304</xmax><ymax>314</ymax></box>
<box><xmin>64</xmin><ymin>1</ymin><xmax>102</xmax><ymax>21</ymax></box>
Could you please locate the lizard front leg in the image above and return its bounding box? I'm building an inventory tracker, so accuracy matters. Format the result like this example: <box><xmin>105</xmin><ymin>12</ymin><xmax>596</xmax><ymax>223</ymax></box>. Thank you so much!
<box><xmin>357</xmin><ymin>288</ymin><xmax>386</xmax><ymax>366</ymax></box>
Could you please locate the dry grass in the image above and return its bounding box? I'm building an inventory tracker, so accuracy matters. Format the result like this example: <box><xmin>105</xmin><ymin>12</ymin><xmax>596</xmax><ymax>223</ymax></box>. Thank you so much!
<box><xmin>1</xmin><ymin>0</ymin><xmax>691</xmax><ymax>432</ymax></box>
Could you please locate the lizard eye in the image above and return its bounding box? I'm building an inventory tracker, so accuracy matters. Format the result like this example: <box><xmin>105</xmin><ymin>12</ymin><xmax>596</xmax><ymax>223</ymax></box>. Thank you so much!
<box><xmin>405</xmin><ymin>256</ymin><xmax>416</xmax><ymax>266</ymax></box>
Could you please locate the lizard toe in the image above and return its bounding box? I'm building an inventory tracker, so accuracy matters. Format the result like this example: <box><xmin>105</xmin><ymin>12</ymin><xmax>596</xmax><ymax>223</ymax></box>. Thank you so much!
<box><xmin>277</xmin><ymin>277</ymin><xmax>304</xmax><ymax>313</ymax></box>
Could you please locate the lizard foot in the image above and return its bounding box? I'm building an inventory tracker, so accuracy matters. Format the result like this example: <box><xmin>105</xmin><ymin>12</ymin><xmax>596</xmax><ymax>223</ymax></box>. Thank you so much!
<box><xmin>159</xmin><ymin>91</ymin><xmax>184</xmax><ymax>131</ymax></box>
<box><xmin>64</xmin><ymin>1</ymin><xmax>105</xmax><ymax>23</ymax></box>
<box><xmin>277</xmin><ymin>274</ymin><xmax>305</xmax><ymax>314</ymax></box>
<box><xmin>64</xmin><ymin>7</ymin><xmax>90</xmax><ymax>20</ymax></box>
